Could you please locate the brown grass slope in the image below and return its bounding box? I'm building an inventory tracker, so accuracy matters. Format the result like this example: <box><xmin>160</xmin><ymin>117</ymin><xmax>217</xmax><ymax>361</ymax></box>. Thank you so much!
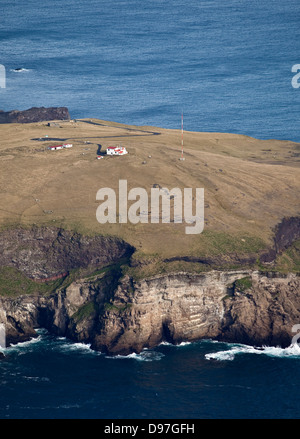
<box><xmin>0</xmin><ymin>118</ymin><xmax>299</xmax><ymax>272</ymax></box>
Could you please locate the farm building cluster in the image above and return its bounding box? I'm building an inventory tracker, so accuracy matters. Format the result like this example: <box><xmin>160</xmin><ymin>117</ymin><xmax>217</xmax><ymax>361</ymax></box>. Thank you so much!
<box><xmin>97</xmin><ymin>145</ymin><xmax>128</xmax><ymax>159</ymax></box>
<box><xmin>106</xmin><ymin>146</ymin><xmax>128</xmax><ymax>155</ymax></box>
<box><xmin>47</xmin><ymin>142</ymin><xmax>128</xmax><ymax>158</ymax></box>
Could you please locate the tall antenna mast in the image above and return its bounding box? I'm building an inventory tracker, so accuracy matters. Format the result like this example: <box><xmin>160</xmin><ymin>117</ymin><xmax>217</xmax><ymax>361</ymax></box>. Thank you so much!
<box><xmin>180</xmin><ymin>111</ymin><xmax>185</xmax><ymax>160</ymax></box>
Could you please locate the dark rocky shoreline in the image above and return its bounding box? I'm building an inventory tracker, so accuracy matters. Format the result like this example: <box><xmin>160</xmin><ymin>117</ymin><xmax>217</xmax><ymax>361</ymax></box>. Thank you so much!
<box><xmin>0</xmin><ymin>106</ymin><xmax>70</xmax><ymax>124</ymax></box>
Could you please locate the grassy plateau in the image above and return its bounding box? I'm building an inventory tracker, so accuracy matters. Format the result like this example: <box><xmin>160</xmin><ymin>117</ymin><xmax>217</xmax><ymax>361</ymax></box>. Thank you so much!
<box><xmin>0</xmin><ymin>118</ymin><xmax>299</xmax><ymax>280</ymax></box>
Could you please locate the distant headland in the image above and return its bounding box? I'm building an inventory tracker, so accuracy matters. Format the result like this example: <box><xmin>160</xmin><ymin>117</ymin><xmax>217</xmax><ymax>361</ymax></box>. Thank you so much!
<box><xmin>0</xmin><ymin>106</ymin><xmax>70</xmax><ymax>124</ymax></box>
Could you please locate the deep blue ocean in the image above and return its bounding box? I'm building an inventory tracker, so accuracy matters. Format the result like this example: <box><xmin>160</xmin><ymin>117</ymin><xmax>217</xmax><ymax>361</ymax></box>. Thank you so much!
<box><xmin>1</xmin><ymin>331</ymin><xmax>300</xmax><ymax>419</ymax></box>
<box><xmin>1</xmin><ymin>0</ymin><xmax>300</xmax><ymax>141</ymax></box>
<box><xmin>0</xmin><ymin>0</ymin><xmax>300</xmax><ymax>420</ymax></box>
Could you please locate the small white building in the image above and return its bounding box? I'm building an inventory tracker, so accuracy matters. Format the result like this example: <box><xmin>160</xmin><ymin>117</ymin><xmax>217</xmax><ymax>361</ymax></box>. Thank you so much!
<box><xmin>48</xmin><ymin>143</ymin><xmax>72</xmax><ymax>151</ymax></box>
<box><xmin>48</xmin><ymin>145</ymin><xmax>63</xmax><ymax>151</ymax></box>
<box><xmin>106</xmin><ymin>146</ymin><xmax>128</xmax><ymax>156</ymax></box>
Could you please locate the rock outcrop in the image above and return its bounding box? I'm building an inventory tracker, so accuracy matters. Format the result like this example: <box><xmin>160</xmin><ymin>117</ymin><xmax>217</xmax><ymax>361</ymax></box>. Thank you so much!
<box><xmin>0</xmin><ymin>107</ymin><xmax>70</xmax><ymax>124</ymax></box>
<box><xmin>0</xmin><ymin>226</ymin><xmax>134</xmax><ymax>280</ymax></box>
<box><xmin>260</xmin><ymin>216</ymin><xmax>300</xmax><ymax>263</ymax></box>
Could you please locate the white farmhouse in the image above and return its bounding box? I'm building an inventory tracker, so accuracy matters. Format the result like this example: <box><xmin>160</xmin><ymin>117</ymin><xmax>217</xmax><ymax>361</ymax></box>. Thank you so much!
<box><xmin>106</xmin><ymin>146</ymin><xmax>128</xmax><ymax>156</ymax></box>
<box><xmin>48</xmin><ymin>145</ymin><xmax>63</xmax><ymax>151</ymax></box>
<box><xmin>48</xmin><ymin>143</ymin><xmax>72</xmax><ymax>151</ymax></box>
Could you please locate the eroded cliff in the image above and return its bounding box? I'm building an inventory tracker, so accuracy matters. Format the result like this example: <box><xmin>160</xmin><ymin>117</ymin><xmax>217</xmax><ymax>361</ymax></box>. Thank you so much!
<box><xmin>91</xmin><ymin>271</ymin><xmax>300</xmax><ymax>354</ymax></box>
<box><xmin>1</xmin><ymin>269</ymin><xmax>299</xmax><ymax>354</ymax></box>
<box><xmin>0</xmin><ymin>224</ymin><xmax>299</xmax><ymax>355</ymax></box>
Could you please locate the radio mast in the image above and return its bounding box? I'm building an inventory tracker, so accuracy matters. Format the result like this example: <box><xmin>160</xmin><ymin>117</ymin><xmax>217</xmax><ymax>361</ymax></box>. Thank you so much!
<box><xmin>180</xmin><ymin>111</ymin><xmax>185</xmax><ymax>160</ymax></box>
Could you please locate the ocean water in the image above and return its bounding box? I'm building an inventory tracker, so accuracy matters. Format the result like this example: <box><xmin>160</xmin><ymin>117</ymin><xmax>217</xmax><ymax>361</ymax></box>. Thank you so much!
<box><xmin>0</xmin><ymin>0</ymin><xmax>300</xmax><ymax>420</ymax></box>
<box><xmin>1</xmin><ymin>0</ymin><xmax>300</xmax><ymax>141</ymax></box>
<box><xmin>1</xmin><ymin>330</ymin><xmax>300</xmax><ymax>419</ymax></box>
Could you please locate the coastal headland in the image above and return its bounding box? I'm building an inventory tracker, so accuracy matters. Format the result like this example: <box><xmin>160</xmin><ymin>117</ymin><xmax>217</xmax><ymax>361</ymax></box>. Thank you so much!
<box><xmin>0</xmin><ymin>115</ymin><xmax>299</xmax><ymax>354</ymax></box>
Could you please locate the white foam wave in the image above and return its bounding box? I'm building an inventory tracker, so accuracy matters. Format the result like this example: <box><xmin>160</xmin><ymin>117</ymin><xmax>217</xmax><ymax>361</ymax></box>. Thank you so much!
<box><xmin>108</xmin><ymin>349</ymin><xmax>165</xmax><ymax>362</ymax></box>
<box><xmin>60</xmin><ymin>342</ymin><xmax>92</xmax><ymax>351</ymax></box>
<box><xmin>24</xmin><ymin>376</ymin><xmax>50</xmax><ymax>382</ymax></box>
<box><xmin>205</xmin><ymin>343</ymin><xmax>300</xmax><ymax>361</ymax></box>
<box><xmin>1</xmin><ymin>329</ymin><xmax>97</xmax><ymax>357</ymax></box>
<box><xmin>56</xmin><ymin>339</ymin><xmax>97</xmax><ymax>355</ymax></box>
<box><xmin>177</xmin><ymin>341</ymin><xmax>192</xmax><ymax>347</ymax></box>
<box><xmin>159</xmin><ymin>340</ymin><xmax>192</xmax><ymax>347</ymax></box>
<box><xmin>4</xmin><ymin>335</ymin><xmax>43</xmax><ymax>353</ymax></box>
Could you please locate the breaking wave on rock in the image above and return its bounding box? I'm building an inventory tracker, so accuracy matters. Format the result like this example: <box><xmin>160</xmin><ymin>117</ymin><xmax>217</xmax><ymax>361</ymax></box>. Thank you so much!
<box><xmin>205</xmin><ymin>342</ymin><xmax>300</xmax><ymax>361</ymax></box>
<box><xmin>108</xmin><ymin>349</ymin><xmax>165</xmax><ymax>362</ymax></box>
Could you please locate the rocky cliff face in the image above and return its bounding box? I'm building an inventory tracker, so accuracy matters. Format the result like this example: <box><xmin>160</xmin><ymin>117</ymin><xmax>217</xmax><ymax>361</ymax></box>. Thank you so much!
<box><xmin>91</xmin><ymin>271</ymin><xmax>300</xmax><ymax>353</ymax></box>
<box><xmin>260</xmin><ymin>216</ymin><xmax>300</xmax><ymax>263</ymax></box>
<box><xmin>0</xmin><ymin>223</ymin><xmax>299</xmax><ymax>355</ymax></box>
<box><xmin>0</xmin><ymin>226</ymin><xmax>134</xmax><ymax>280</ymax></box>
<box><xmin>1</xmin><ymin>269</ymin><xmax>299</xmax><ymax>354</ymax></box>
